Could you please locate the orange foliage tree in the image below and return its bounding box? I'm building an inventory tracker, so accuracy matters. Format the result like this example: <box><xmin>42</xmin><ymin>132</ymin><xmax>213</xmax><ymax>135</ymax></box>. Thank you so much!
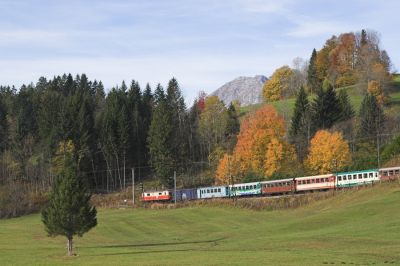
<box><xmin>368</xmin><ymin>80</ymin><xmax>386</xmax><ymax>105</ymax></box>
<box><xmin>305</xmin><ymin>130</ymin><xmax>351</xmax><ymax>174</ymax></box>
<box><xmin>217</xmin><ymin>106</ymin><xmax>298</xmax><ymax>182</ymax></box>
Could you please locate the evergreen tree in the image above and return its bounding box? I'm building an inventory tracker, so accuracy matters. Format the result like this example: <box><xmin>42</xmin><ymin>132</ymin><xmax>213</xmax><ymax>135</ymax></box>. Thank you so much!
<box><xmin>225</xmin><ymin>102</ymin><xmax>240</xmax><ymax>151</ymax></box>
<box><xmin>128</xmin><ymin>80</ymin><xmax>142</xmax><ymax>166</ymax></box>
<box><xmin>311</xmin><ymin>85</ymin><xmax>341</xmax><ymax>130</ymax></box>
<box><xmin>147</xmin><ymin>85</ymin><xmax>175</xmax><ymax>186</ymax></box>
<box><xmin>307</xmin><ymin>48</ymin><xmax>320</xmax><ymax>94</ymax></box>
<box><xmin>290</xmin><ymin>87</ymin><xmax>311</xmax><ymax>160</ymax></box>
<box><xmin>337</xmin><ymin>89</ymin><xmax>355</xmax><ymax>121</ymax></box>
<box><xmin>140</xmin><ymin>83</ymin><xmax>153</xmax><ymax>164</ymax></box>
<box><xmin>0</xmin><ymin>95</ymin><xmax>8</xmax><ymax>151</ymax></box>
<box><xmin>358</xmin><ymin>93</ymin><xmax>384</xmax><ymax>139</ymax></box>
<box><xmin>41</xmin><ymin>157</ymin><xmax>97</xmax><ymax>256</ymax></box>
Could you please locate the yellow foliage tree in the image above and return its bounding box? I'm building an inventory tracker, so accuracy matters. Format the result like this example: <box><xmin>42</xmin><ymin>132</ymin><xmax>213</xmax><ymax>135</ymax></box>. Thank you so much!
<box><xmin>368</xmin><ymin>80</ymin><xmax>386</xmax><ymax>105</ymax></box>
<box><xmin>215</xmin><ymin>153</ymin><xmax>239</xmax><ymax>185</ymax></box>
<box><xmin>225</xmin><ymin>106</ymin><xmax>298</xmax><ymax>180</ymax></box>
<box><xmin>305</xmin><ymin>130</ymin><xmax>351</xmax><ymax>174</ymax></box>
<box><xmin>53</xmin><ymin>140</ymin><xmax>75</xmax><ymax>175</ymax></box>
<box><xmin>262</xmin><ymin>66</ymin><xmax>294</xmax><ymax>101</ymax></box>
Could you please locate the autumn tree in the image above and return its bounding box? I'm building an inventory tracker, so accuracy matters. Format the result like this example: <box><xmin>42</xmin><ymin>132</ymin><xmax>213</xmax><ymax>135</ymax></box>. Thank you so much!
<box><xmin>305</xmin><ymin>130</ymin><xmax>351</xmax><ymax>174</ymax></box>
<box><xmin>367</xmin><ymin>80</ymin><xmax>386</xmax><ymax>105</ymax></box>
<box><xmin>229</xmin><ymin>106</ymin><xmax>298</xmax><ymax>180</ymax></box>
<box><xmin>263</xmin><ymin>65</ymin><xmax>294</xmax><ymax>101</ymax></box>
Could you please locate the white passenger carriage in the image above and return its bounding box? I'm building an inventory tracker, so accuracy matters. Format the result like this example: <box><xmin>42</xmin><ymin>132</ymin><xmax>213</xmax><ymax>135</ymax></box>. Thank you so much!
<box><xmin>197</xmin><ymin>186</ymin><xmax>228</xmax><ymax>199</ymax></box>
<box><xmin>336</xmin><ymin>169</ymin><xmax>379</xmax><ymax>188</ymax></box>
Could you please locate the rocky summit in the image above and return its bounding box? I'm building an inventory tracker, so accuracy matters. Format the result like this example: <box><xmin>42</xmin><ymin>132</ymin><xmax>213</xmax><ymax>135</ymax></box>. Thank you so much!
<box><xmin>212</xmin><ymin>75</ymin><xmax>267</xmax><ymax>106</ymax></box>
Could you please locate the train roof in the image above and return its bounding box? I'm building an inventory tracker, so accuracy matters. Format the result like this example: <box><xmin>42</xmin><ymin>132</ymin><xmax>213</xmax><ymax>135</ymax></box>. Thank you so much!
<box><xmin>336</xmin><ymin>169</ymin><xmax>378</xmax><ymax>175</ymax></box>
<box><xmin>261</xmin><ymin>178</ymin><xmax>293</xmax><ymax>184</ymax></box>
<box><xmin>379</xmin><ymin>166</ymin><xmax>400</xmax><ymax>171</ymax></box>
<box><xmin>295</xmin><ymin>174</ymin><xmax>333</xmax><ymax>180</ymax></box>
<box><xmin>230</xmin><ymin>181</ymin><xmax>260</xmax><ymax>187</ymax></box>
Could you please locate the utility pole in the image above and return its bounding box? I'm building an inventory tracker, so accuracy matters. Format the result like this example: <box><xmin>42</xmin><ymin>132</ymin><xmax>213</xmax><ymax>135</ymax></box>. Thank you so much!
<box><xmin>132</xmin><ymin>168</ymin><xmax>135</xmax><ymax>206</ymax></box>
<box><xmin>174</xmin><ymin>171</ymin><xmax>177</xmax><ymax>205</ymax></box>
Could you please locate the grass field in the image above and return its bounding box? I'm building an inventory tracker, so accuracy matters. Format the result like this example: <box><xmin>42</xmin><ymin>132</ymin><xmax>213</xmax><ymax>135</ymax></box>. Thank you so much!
<box><xmin>1</xmin><ymin>183</ymin><xmax>400</xmax><ymax>265</ymax></box>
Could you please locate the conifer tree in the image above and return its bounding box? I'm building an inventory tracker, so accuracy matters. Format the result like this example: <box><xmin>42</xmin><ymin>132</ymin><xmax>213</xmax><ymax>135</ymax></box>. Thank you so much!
<box><xmin>0</xmin><ymin>96</ymin><xmax>7</xmax><ymax>151</ymax></box>
<box><xmin>337</xmin><ymin>89</ymin><xmax>355</xmax><ymax>121</ymax></box>
<box><xmin>41</xmin><ymin>156</ymin><xmax>97</xmax><ymax>256</ymax></box>
<box><xmin>225</xmin><ymin>102</ymin><xmax>240</xmax><ymax>151</ymax></box>
<box><xmin>311</xmin><ymin>85</ymin><xmax>341</xmax><ymax>130</ymax></box>
<box><xmin>358</xmin><ymin>93</ymin><xmax>384</xmax><ymax>139</ymax></box>
<box><xmin>290</xmin><ymin>87</ymin><xmax>311</xmax><ymax>160</ymax></box>
<box><xmin>307</xmin><ymin>48</ymin><xmax>320</xmax><ymax>94</ymax></box>
<box><xmin>147</xmin><ymin>85</ymin><xmax>175</xmax><ymax>186</ymax></box>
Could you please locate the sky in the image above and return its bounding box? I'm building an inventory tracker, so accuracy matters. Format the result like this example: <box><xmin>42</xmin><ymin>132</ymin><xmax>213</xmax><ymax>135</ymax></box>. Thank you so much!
<box><xmin>1</xmin><ymin>0</ymin><xmax>399</xmax><ymax>104</ymax></box>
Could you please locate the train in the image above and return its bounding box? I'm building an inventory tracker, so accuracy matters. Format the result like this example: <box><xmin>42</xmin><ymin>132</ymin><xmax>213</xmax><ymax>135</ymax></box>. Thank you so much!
<box><xmin>141</xmin><ymin>166</ymin><xmax>400</xmax><ymax>202</ymax></box>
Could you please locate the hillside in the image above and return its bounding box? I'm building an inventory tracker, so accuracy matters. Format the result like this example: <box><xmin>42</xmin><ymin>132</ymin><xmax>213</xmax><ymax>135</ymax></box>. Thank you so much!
<box><xmin>212</xmin><ymin>75</ymin><xmax>267</xmax><ymax>106</ymax></box>
<box><xmin>239</xmin><ymin>75</ymin><xmax>400</xmax><ymax>119</ymax></box>
<box><xmin>1</xmin><ymin>182</ymin><xmax>400</xmax><ymax>265</ymax></box>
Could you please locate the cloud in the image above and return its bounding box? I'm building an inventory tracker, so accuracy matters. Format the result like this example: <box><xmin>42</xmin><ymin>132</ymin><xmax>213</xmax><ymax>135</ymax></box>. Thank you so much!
<box><xmin>286</xmin><ymin>16</ymin><xmax>353</xmax><ymax>38</ymax></box>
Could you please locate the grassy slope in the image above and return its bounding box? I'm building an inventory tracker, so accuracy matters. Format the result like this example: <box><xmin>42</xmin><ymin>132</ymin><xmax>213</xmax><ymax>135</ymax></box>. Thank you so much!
<box><xmin>240</xmin><ymin>75</ymin><xmax>400</xmax><ymax>119</ymax></box>
<box><xmin>1</xmin><ymin>182</ymin><xmax>400</xmax><ymax>265</ymax></box>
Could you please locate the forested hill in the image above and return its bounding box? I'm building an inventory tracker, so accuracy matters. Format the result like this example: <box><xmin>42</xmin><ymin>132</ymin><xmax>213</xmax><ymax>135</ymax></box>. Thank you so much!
<box><xmin>1</xmin><ymin>29</ymin><xmax>400</xmax><ymax>219</ymax></box>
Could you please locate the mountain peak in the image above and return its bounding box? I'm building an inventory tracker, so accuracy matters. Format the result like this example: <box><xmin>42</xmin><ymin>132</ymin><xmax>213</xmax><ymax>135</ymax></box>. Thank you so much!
<box><xmin>212</xmin><ymin>75</ymin><xmax>267</xmax><ymax>106</ymax></box>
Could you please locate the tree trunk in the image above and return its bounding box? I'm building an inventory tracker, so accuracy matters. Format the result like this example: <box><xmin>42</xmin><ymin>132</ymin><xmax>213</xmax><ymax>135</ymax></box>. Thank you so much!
<box><xmin>67</xmin><ymin>236</ymin><xmax>73</xmax><ymax>256</ymax></box>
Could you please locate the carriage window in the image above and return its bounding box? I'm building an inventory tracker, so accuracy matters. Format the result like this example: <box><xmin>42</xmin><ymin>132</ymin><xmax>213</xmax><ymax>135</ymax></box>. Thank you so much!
<box><xmin>369</xmin><ymin>173</ymin><xmax>373</xmax><ymax>178</ymax></box>
<box><xmin>353</xmin><ymin>174</ymin><xmax>357</xmax><ymax>179</ymax></box>
<box><xmin>316</xmin><ymin>179</ymin><xmax>320</xmax><ymax>183</ymax></box>
<box><xmin>218</xmin><ymin>188</ymin><xmax>221</xmax><ymax>192</ymax></box>
<box><xmin>338</xmin><ymin>176</ymin><xmax>342</xmax><ymax>181</ymax></box>
<box><xmin>207</xmin><ymin>189</ymin><xmax>210</xmax><ymax>193</ymax></box>
<box><xmin>306</xmin><ymin>180</ymin><xmax>310</xmax><ymax>184</ymax></box>
<box><xmin>375</xmin><ymin>173</ymin><xmax>378</xmax><ymax>177</ymax></box>
<box><xmin>364</xmin><ymin>173</ymin><xmax>367</xmax><ymax>179</ymax></box>
<box><xmin>358</xmin><ymin>174</ymin><xmax>362</xmax><ymax>179</ymax></box>
<box><xmin>389</xmin><ymin>171</ymin><xmax>394</xmax><ymax>176</ymax></box>
<box><xmin>325</xmin><ymin>178</ymin><xmax>329</xmax><ymax>182</ymax></box>
<box><xmin>159</xmin><ymin>192</ymin><xmax>162</xmax><ymax>195</ymax></box>
<box><xmin>395</xmin><ymin>170</ymin><xmax>400</xmax><ymax>175</ymax></box>
<box><xmin>343</xmin><ymin>176</ymin><xmax>347</xmax><ymax>180</ymax></box>
<box><xmin>147</xmin><ymin>193</ymin><xmax>150</xmax><ymax>196</ymax></box>
<box><xmin>348</xmin><ymin>175</ymin><xmax>352</xmax><ymax>180</ymax></box>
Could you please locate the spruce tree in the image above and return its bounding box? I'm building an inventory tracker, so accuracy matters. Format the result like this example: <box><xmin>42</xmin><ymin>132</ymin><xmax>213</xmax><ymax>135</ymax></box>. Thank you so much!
<box><xmin>41</xmin><ymin>157</ymin><xmax>97</xmax><ymax>256</ymax></box>
<box><xmin>358</xmin><ymin>93</ymin><xmax>384</xmax><ymax>139</ymax></box>
<box><xmin>0</xmin><ymin>96</ymin><xmax>7</xmax><ymax>151</ymax></box>
<box><xmin>147</xmin><ymin>85</ymin><xmax>175</xmax><ymax>186</ymax></box>
<box><xmin>290</xmin><ymin>87</ymin><xmax>311</xmax><ymax>160</ymax></box>
<box><xmin>311</xmin><ymin>85</ymin><xmax>341</xmax><ymax>130</ymax></box>
<box><xmin>307</xmin><ymin>48</ymin><xmax>320</xmax><ymax>94</ymax></box>
<box><xmin>337</xmin><ymin>89</ymin><xmax>355</xmax><ymax>122</ymax></box>
<box><xmin>225</xmin><ymin>102</ymin><xmax>240</xmax><ymax>151</ymax></box>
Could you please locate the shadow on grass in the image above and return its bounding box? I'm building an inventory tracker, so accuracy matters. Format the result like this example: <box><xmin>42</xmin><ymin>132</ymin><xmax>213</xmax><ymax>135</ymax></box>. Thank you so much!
<box><xmin>84</xmin><ymin>237</ymin><xmax>227</xmax><ymax>249</ymax></box>
<box><xmin>84</xmin><ymin>237</ymin><xmax>227</xmax><ymax>257</ymax></box>
<box><xmin>87</xmin><ymin>248</ymin><xmax>197</xmax><ymax>256</ymax></box>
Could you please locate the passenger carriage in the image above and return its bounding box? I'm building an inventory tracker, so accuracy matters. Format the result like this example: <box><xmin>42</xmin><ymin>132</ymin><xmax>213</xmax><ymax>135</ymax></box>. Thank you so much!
<box><xmin>229</xmin><ymin>182</ymin><xmax>261</xmax><ymax>197</ymax></box>
<box><xmin>261</xmin><ymin>178</ymin><xmax>295</xmax><ymax>195</ymax></box>
<box><xmin>197</xmin><ymin>186</ymin><xmax>228</xmax><ymax>199</ymax></box>
<box><xmin>295</xmin><ymin>174</ymin><xmax>335</xmax><ymax>192</ymax></box>
<box><xmin>379</xmin><ymin>166</ymin><xmax>400</xmax><ymax>182</ymax></box>
<box><xmin>142</xmin><ymin>190</ymin><xmax>172</xmax><ymax>202</ymax></box>
<box><xmin>335</xmin><ymin>169</ymin><xmax>379</xmax><ymax>188</ymax></box>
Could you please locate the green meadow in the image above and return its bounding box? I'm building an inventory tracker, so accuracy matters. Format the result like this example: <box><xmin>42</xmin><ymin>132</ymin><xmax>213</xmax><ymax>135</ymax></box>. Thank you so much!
<box><xmin>1</xmin><ymin>182</ymin><xmax>400</xmax><ymax>265</ymax></box>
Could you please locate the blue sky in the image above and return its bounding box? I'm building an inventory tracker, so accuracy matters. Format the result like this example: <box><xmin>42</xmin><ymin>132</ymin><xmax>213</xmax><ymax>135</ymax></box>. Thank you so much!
<box><xmin>1</xmin><ymin>0</ymin><xmax>399</xmax><ymax>104</ymax></box>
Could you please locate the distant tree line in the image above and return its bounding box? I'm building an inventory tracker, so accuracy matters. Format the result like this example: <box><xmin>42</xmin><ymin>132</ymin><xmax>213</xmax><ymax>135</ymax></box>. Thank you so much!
<box><xmin>0</xmin><ymin>74</ymin><xmax>240</xmax><ymax>196</ymax></box>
